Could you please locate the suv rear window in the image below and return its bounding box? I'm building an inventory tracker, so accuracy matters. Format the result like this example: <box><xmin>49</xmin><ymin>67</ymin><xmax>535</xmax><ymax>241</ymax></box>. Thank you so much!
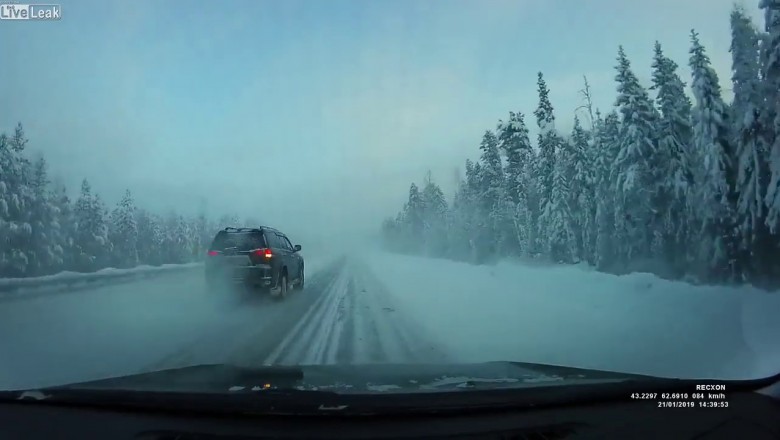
<box><xmin>265</xmin><ymin>233</ymin><xmax>280</xmax><ymax>248</ymax></box>
<box><xmin>209</xmin><ymin>231</ymin><xmax>266</xmax><ymax>251</ymax></box>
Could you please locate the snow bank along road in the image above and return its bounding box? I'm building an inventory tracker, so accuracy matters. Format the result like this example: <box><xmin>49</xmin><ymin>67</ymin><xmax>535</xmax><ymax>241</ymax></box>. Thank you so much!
<box><xmin>0</xmin><ymin>255</ymin><xmax>450</xmax><ymax>390</ymax></box>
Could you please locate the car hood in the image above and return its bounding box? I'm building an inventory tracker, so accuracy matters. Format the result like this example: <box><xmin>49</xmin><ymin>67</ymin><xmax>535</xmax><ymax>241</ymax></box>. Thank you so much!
<box><xmin>44</xmin><ymin>361</ymin><xmax>656</xmax><ymax>395</ymax></box>
<box><xmin>10</xmin><ymin>362</ymin><xmax>777</xmax><ymax>417</ymax></box>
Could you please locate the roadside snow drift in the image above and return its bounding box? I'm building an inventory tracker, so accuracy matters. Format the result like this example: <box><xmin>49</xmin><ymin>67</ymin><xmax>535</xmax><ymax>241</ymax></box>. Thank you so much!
<box><xmin>363</xmin><ymin>251</ymin><xmax>780</xmax><ymax>380</ymax></box>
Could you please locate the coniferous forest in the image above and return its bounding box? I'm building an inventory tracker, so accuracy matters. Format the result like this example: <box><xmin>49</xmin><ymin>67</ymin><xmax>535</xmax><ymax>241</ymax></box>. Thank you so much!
<box><xmin>4</xmin><ymin>3</ymin><xmax>780</xmax><ymax>289</ymax></box>
<box><xmin>0</xmin><ymin>123</ymin><xmax>241</xmax><ymax>278</ymax></box>
<box><xmin>381</xmin><ymin>3</ymin><xmax>780</xmax><ymax>289</ymax></box>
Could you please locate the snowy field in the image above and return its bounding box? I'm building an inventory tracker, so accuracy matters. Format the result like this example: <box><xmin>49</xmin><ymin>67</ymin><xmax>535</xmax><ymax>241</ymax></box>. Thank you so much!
<box><xmin>0</xmin><ymin>249</ymin><xmax>777</xmax><ymax>391</ymax></box>
<box><xmin>362</xmin><ymin>251</ymin><xmax>780</xmax><ymax>381</ymax></box>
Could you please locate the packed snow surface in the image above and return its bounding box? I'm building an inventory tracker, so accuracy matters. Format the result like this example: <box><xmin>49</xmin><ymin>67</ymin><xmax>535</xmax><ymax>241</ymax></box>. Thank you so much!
<box><xmin>362</xmin><ymin>251</ymin><xmax>780</xmax><ymax>380</ymax></box>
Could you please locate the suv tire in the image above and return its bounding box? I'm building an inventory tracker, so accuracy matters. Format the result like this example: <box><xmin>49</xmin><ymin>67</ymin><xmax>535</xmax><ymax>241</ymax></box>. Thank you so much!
<box><xmin>276</xmin><ymin>272</ymin><xmax>289</xmax><ymax>300</ymax></box>
<box><xmin>294</xmin><ymin>267</ymin><xmax>304</xmax><ymax>291</ymax></box>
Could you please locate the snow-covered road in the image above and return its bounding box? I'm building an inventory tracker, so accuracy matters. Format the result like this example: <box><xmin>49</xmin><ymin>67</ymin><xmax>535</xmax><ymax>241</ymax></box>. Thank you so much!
<box><xmin>0</xmin><ymin>255</ymin><xmax>448</xmax><ymax>390</ymax></box>
<box><xmin>1</xmin><ymin>250</ymin><xmax>778</xmax><ymax>390</ymax></box>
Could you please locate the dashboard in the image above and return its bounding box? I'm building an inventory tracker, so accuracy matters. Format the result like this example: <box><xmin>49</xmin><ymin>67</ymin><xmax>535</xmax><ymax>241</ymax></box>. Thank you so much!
<box><xmin>2</xmin><ymin>387</ymin><xmax>779</xmax><ymax>439</ymax></box>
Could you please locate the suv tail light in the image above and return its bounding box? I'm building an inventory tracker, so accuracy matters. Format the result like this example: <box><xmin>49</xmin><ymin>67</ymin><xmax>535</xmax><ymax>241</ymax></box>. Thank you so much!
<box><xmin>207</xmin><ymin>250</ymin><xmax>219</xmax><ymax>256</ymax></box>
<box><xmin>254</xmin><ymin>248</ymin><xmax>273</xmax><ymax>259</ymax></box>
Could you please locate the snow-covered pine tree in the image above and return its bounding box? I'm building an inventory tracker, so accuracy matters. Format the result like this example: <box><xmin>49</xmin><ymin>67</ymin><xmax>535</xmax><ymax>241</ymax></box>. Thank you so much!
<box><xmin>526</xmin><ymin>145</ymin><xmax>544</xmax><ymax>259</ymax></box>
<box><xmin>404</xmin><ymin>183</ymin><xmax>425</xmax><ymax>254</ymax></box>
<box><xmin>151</xmin><ymin>213</ymin><xmax>167</xmax><ymax>264</ymax></box>
<box><xmin>567</xmin><ymin>116</ymin><xmax>596</xmax><ymax>263</ymax></box>
<box><xmin>731</xmin><ymin>6</ymin><xmax>772</xmax><ymax>282</ymax></box>
<box><xmin>760</xmin><ymin>0</ymin><xmax>780</xmax><ymax>275</ymax></box>
<box><xmin>497</xmin><ymin>111</ymin><xmax>536</xmax><ymax>255</ymax></box>
<box><xmin>651</xmin><ymin>41</ymin><xmax>695</xmax><ymax>275</ymax></box>
<box><xmin>193</xmin><ymin>212</ymin><xmax>211</xmax><ymax>259</ymax></box>
<box><xmin>27</xmin><ymin>157</ymin><xmax>63</xmax><ymax>275</ymax></box>
<box><xmin>534</xmin><ymin>72</ymin><xmax>557</xmax><ymax>217</ymax></box>
<box><xmin>469</xmin><ymin>160</ymin><xmax>490</xmax><ymax>262</ymax></box>
<box><xmin>49</xmin><ymin>181</ymin><xmax>75</xmax><ymax>271</ymax></box>
<box><xmin>593</xmin><ymin>111</ymin><xmax>621</xmax><ymax>271</ymax></box>
<box><xmin>452</xmin><ymin>159</ymin><xmax>486</xmax><ymax>262</ymax></box>
<box><xmin>0</xmin><ymin>123</ymin><xmax>33</xmax><ymax>277</ymax></box>
<box><xmin>477</xmin><ymin>130</ymin><xmax>506</xmax><ymax>257</ymax></box>
<box><xmin>448</xmin><ymin>162</ymin><xmax>476</xmax><ymax>260</ymax></box>
<box><xmin>612</xmin><ymin>46</ymin><xmax>660</xmax><ymax>267</ymax></box>
<box><xmin>136</xmin><ymin>209</ymin><xmax>164</xmax><ymax>265</ymax></box>
<box><xmin>535</xmin><ymin>72</ymin><xmax>574</xmax><ymax>262</ymax></box>
<box><xmin>109</xmin><ymin>190</ymin><xmax>139</xmax><ymax>268</ymax></box>
<box><xmin>95</xmin><ymin>194</ymin><xmax>113</xmax><ymax>269</ymax></box>
<box><xmin>158</xmin><ymin>213</ymin><xmax>175</xmax><ymax>264</ymax></box>
<box><xmin>161</xmin><ymin>213</ymin><xmax>194</xmax><ymax>264</ymax></box>
<box><xmin>393</xmin><ymin>209</ymin><xmax>408</xmax><ymax>253</ymax></box>
<box><xmin>420</xmin><ymin>171</ymin><xmax>449</xmax><ymax>257</ymax></box>
<box><xmin>73</xmin><ymin>179</ymin><xmax>113</xmax><ymax>272</ymax></box>
<box><xmin>690</xmin><ymin>30</ymin><xmax>740</xmax><ymax>281</ymax></box>
<box><xmin>184</xmin><ymin>216</ymin><xmax>200</xmax><ymax>260</ymax></box>
<box><xmin>381</xmin><ymin>216</ymin><xmax>400</xmax><ymax>251</ymax></box>
<box><xmin>544</xmin><ymin>143</ymin><xmax>576</xmax><ymax>263</ymax></box>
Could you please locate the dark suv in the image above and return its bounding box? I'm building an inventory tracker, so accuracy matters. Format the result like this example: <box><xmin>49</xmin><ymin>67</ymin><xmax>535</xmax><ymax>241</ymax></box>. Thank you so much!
<box><xmin>205</xmin><ymin>227</ymin><xmax>304</xmax><ymax>298</ymax></box>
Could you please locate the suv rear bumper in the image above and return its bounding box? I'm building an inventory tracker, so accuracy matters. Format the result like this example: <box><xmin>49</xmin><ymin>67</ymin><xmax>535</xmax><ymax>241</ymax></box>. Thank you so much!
<box><xmin>206</xmin><ymin>263</ymin><xmax>273</xmax><ymax>287</ymax></box>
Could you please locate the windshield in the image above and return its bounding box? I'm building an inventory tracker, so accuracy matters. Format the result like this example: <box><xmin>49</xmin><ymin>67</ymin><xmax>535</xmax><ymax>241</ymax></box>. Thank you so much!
<box><xmin>1</xmin><ymin>0</ymin><xmax>780</xmax><ymax>399</ymax></box>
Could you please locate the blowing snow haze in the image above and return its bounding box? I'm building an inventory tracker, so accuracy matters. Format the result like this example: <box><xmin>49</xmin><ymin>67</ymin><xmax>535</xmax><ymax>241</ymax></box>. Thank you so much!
<box><xmin>0</xmin><ymin>0</ymin><xmax>761</xmax><ymax>242</ymax></box>
<box><xmin>2</xmin><ymin>0</ymin><xmax>780</xmax><ymax>422</ymax></box>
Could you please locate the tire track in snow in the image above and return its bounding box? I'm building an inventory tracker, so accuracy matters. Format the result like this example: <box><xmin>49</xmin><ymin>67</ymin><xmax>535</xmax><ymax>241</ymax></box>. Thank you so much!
<box><xmin>348</xmin><ymin>258</ymin><xmax>449</xmax><ymax>364</ymax></box>
<box><xmin>262</xmin><ymin>257</ymin><xmax>450</xmax><ymax>365</ymax></box>
<box><xmin>142</xmin><ymin>260</ymin><xmax>343</xmax><ymax>372</ymax></box>
<box><xmin>261</xmin><ymin>261</ymin><xmax>351</xmax><ymax>365</ymax></box>
<box><xmin>144</xmin><ymin>255</ymin><xmax>449</xmax><ymax>372</ymax></box>
<box><xmin>336</xmin><ymin>277</ymin><xmax>362</xmax><ymax>364</ymax></box>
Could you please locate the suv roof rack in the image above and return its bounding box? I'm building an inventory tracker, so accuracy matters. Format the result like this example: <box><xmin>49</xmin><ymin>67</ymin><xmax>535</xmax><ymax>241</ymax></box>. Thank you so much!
<box><xmin>223</xmin><ymin>227</ymin><xmax>263</xmax><ymax>232</ymax></box>
<box><xmin>222</xmin><ymin>226</ymin><xmax>282</xmax><ymax>234</ymax></box>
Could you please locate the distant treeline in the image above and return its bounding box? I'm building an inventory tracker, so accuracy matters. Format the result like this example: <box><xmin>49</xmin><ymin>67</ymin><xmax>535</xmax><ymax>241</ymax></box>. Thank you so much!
<box><xmin>0</xmin><ymin>123</ymin><xmax>246</xmax><ymax>278</ymax></box>
<box><xmin>382</xmin><ymin>4</ymin><xmax>780</xmax><ymax>289</ymax></box>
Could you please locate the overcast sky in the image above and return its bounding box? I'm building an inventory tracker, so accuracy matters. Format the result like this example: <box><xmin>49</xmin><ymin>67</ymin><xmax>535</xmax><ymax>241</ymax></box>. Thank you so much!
<box><xmin>1</xmin><ymin>0</ymin><xmax>764</xmax><ymax>241</ymax></box>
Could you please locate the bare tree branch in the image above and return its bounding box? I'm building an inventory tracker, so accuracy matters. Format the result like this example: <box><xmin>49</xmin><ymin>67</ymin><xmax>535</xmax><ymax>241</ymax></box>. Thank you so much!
<box><xmin>577</xmin><ymin>75</ymin><xmax>596</xmax><ymax>131</ymax></box>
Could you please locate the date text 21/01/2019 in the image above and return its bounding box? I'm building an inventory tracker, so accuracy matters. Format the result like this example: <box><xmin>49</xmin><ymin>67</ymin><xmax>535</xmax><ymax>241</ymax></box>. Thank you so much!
<box><xmin>631</xmin><ymin>384</ymin><xmax>729</xmax><ymax>408</ymax></box>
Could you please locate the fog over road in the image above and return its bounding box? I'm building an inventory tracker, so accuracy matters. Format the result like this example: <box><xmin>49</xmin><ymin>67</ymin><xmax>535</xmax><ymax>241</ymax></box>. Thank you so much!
<box><xmin>0</xmin><ymin>255</ymin><xmax>449</xmax><ymax>390</ymax></box>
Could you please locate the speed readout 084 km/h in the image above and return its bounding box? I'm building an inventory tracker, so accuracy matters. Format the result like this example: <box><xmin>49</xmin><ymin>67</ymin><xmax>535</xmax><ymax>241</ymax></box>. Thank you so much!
<box><xmin>630</xmin><ymin>384</ymin><xmax>729</xmax><ymax>408</ymax></box>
